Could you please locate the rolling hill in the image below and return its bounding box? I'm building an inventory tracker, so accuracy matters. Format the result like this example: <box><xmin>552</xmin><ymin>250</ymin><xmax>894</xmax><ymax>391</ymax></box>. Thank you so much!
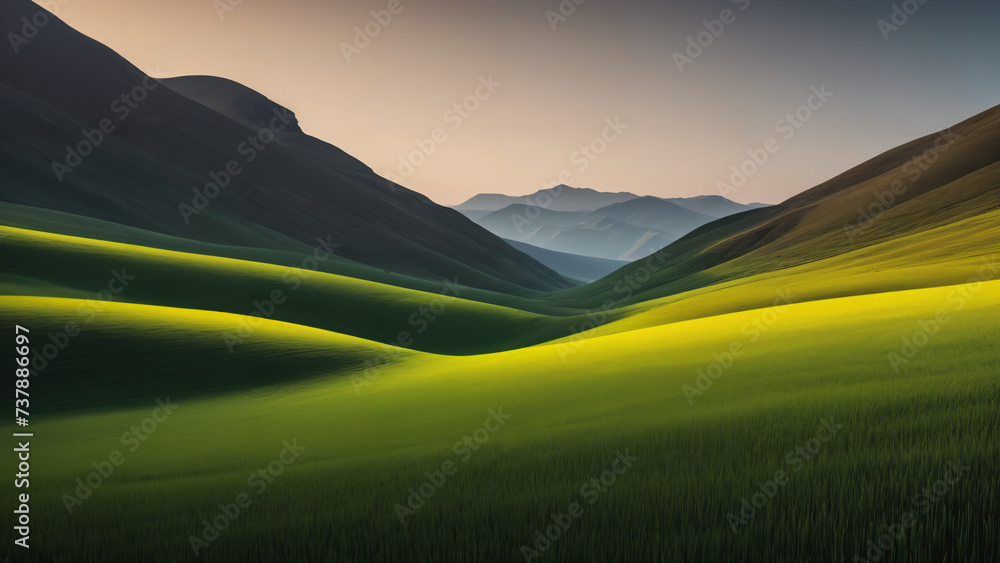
<box><xmin>1</xmin><ymin>112</ymin><xmax>996</xmax><ymax>563</ymax></box>
<box><xmin>556</xmin><ymin>104</ymin><xmax>1000</xmax><ymax>307</ymax></box>
<box><xmin>1</xmin><ymin>2</ymin><xmax>998</xmax><ymax>562</ymax></box>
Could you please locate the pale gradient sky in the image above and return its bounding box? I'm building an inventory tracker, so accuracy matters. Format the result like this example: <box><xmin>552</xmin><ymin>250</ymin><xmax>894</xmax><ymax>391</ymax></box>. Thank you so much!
<box><xmin>36</xmin><ymin>0</ymin><xmax>1000</xmax><ymax>205</ymax></box>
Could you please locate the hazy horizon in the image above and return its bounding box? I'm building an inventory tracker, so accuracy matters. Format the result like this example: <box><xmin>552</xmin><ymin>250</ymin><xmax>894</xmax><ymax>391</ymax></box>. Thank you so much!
<box><xmin>36</xmin><ymin>0</ymin><xmax>1000</xmax><ymax>206</ymax></box>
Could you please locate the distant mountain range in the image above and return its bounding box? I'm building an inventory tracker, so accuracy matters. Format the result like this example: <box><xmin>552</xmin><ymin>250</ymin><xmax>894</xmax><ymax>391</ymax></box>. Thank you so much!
<box><xmin>454</xmin><ymin>187</ymin><xmax>769</xmax><ymax>264</ymax></box>
<box><xmin>454</xmin><ymin>186</ymin><xmax>638</xmax><ymax>213</ymax></box>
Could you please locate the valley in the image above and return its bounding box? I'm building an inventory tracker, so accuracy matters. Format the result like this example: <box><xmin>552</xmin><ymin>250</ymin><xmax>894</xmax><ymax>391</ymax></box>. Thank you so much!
<box><xmin>0</xmin><ymin>1</ymin><xmax>997</xmax><ymax>561</ymax></box>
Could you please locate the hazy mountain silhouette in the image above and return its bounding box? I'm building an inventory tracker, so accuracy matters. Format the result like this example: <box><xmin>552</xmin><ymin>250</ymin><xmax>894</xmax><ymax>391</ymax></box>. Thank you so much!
<box><xmin>467</xmin><ymin>195</ymin><xmax>764</xmax><ymax>261</ymax></box>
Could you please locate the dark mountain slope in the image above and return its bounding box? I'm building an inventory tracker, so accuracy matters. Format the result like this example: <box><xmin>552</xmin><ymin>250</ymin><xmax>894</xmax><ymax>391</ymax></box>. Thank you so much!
<box><xmin>0</xmin><ymin>0</ymin><xmax>570</xmax><ymax>294</ymax></box>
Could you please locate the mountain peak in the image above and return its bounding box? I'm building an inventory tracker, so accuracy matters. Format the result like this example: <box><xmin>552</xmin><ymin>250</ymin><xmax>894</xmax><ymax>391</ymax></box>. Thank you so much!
<box><xmin>162</xmin><ymin>75</ymin><xmax>304</xmax><ymax>134</ymax></box>
<box><xmin>455</xmin><ymin>185</ymin><xmax>638</xmax><ymax>212</ymax></box>
<box><xmin>552</xmin><ymin>184</ymin><xmax>636</xmax><ymax>196</ymax></box>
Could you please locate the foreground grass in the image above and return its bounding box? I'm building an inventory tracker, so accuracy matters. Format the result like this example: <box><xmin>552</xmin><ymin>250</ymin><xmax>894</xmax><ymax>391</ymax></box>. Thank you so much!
<box><xmin>3</xmin><ymin>282</ymin><xmax>997</xmax><ymax>562</ymax></box>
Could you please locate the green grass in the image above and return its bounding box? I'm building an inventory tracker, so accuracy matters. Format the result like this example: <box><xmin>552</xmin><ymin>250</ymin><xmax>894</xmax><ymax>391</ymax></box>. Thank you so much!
<box><xmin>0</xmin><ymin>225</ymin><xmax>599</xmax><ymax>358</ymax></box>
<box><xmin>2</xmin><ymin>282</ymin><xmax>997</xmax><ymax>562</ymax></box>
<box><xmin>2</xmin><ymin>32</ymin><xmax>998</xmax><ymax>562</ymax></box>
<box><xmin>552</xmin><ymin>109</ymin><xmax>1000</xmax><ymax>309</ymax></box>
<box><xmin>1</xmin><ymin>147</ymin><xmax>998</xmax><ymax>560</ymax></box>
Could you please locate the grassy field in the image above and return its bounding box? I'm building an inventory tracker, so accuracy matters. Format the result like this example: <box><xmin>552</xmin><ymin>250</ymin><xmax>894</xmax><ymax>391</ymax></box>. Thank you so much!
<box><xmin>1</xmin><ymin>9</ymin><xmax>997</xmax><ymax>560</ymax></box>
<box><xmin>2</xmin><ymin>276</ymin><xmax>997</xmax><ymax>562</ymax></box>
<box><xmin>1</xmin><ymin>162</ymin><xmax>998</xmax><ymax>561</ymax></box>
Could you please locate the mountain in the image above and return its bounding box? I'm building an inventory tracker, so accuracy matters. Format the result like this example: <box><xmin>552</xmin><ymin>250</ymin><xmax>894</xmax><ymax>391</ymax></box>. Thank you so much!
<box><xmin>2</xmin><ymin>3</ymin><xmax>997</xmax><ymax>560</ymax></box>
<box><xmin>454</xmin><ymin>185</ymin><xmax>638</xmax><ymax>213</ymax></box>
<box><xmin>474</xmin><ymin>204</ymin><xmax>668</xmax><ymax>261</ymax></box>
<box><xmin>517</xmin><ymin>215</ymin><xmax>676</xmax><ymax>261</ymax></box>
<box><xmin>0</xmin><ymin>0</ymin><xmax>570</xmax><ymax>294</ymax></box>
<box><xmin>664</xmin><ymin>194</ymin><xmax>770</xmax><ymax>218</ymax></box>
<box><xmin>558</xmin><ymin>103</ymin><xmax>1000</xmax><ymax>307</ymax></box>
<box><xmin>452</xmin><ymin>209</ymin><xmax>492</xmax><ymax>222</ymax></box>
<box><xmin>476</xmin><ymin>204</ymin><xmax>589</xmax><ymax>240</ymax></box>
<box><xmin>457</xmin><ymin>187</ymin><xmax>771</xmax><ymax>261</ymax></box>
<box><xmin>586</xmin><ymin>196</ymin><xmax>717</xmax><ymax>235</ymax></box>
<box><xmin>470</xmin><ymin>196</ymin><xmax>733</xmax><ymax>261</ymax></box>
<box><xmin>162</xmin><ymin>75</ymin><xmax>305</xmax><ymax>134</ymax></box>
<box><xmin>454</xmin><ymin>186</ymin><xmax>767</xmax><ymax>218</ymax></box>
<box><xmin>502</xmin><ymin>239</ymin><xmax>629</xmax><ymax>282</ymax></box>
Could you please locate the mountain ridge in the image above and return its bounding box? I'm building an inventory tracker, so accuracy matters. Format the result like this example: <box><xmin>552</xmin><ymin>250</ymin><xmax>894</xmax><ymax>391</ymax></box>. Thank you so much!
<box><xmin>464</xmin><ymin>193</ymin><xmax>765</xmax><ymax>261</ymax></box>
<box><xmin>0</xmin><ymin>0</ymin><xmax>571</xmax><ymax>294</ymax></box>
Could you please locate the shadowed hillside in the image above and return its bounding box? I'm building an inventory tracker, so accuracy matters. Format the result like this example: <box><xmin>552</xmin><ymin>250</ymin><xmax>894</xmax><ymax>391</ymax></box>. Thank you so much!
<box><xmin>0</xmin><ymin>0</ymin><xmax>570</xmax><ymax>294</ymax></box>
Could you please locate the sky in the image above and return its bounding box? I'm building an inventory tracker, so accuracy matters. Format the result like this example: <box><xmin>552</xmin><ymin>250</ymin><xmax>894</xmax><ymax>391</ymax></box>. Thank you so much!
<box><xmin>35</xmin><ymin>0</ymin><xmax>1000</xmax><ymax>205</ymax></box>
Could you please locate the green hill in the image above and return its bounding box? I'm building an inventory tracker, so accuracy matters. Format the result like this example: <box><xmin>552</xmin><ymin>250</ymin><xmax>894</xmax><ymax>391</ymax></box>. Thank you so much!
<box><xmin>554</xmin><ymin>104</ymin><xmax>1000</xmax><ymax>308</ymax></box>
<box><xmin>0</xmin><ymin>2</ymin><xmax>998</xmax><ymax>561</ymax></box>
